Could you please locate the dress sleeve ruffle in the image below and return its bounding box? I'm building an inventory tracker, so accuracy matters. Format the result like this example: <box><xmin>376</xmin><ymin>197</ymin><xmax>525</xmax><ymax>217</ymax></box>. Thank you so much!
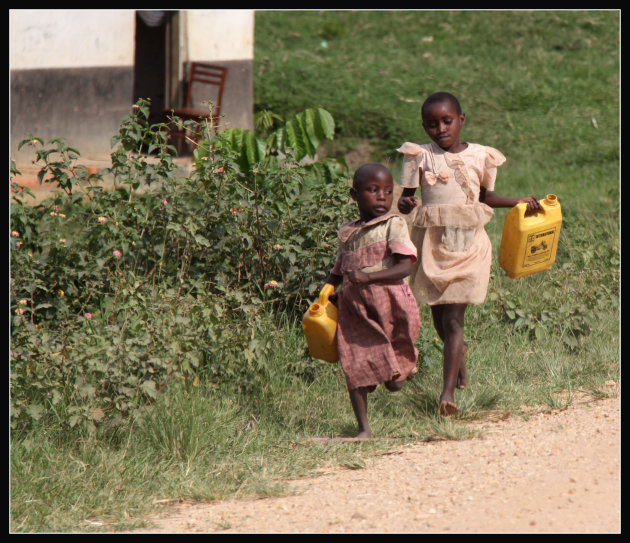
<box><xmin>482</xmin><ymin>146</ymin><xmax>506</xmax><ymax>191</ymax></box>
<box><xmin>485</xmin><ymin>146</ymin><xmax>506</xmax><ymax>168</ymax></box>
<box><xmin>412</xmin><ymin>202</ymin><xmax>494</xmax><ymax>229</ymax></box>
<box><xmin>388</xmin><ymin>215</ymin><xmax>418</xmax><ymax>261</ymax></box>
<box><xmin>397</xmin><ymin>142</ymin><xmax>425</xmax><ymax>188</ymax></box>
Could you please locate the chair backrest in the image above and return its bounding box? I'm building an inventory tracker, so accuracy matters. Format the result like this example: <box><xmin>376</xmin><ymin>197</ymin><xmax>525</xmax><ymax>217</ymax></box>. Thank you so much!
<box><xmin>184</xmin><ymin>62</ymin><xmax>228</xmax><ymax>118</ymax></box>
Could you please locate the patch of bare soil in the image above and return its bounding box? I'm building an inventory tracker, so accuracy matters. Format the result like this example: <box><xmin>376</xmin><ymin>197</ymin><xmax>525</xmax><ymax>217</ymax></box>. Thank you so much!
<box><xmin>130</xmin><ymin>391</ymin><xmax>620</xmax><ymax>534</ymax></box>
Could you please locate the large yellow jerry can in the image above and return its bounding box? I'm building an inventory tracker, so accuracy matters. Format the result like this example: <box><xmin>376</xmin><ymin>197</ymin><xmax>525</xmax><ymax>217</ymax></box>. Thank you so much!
<box><xmin>302</xmin><ymin>283</ymin><xmax>339</xmax><ymax>363</ymax></box>
<box><xmin>499</xmin><ymin>194</ymin><xmax>562</xmax><ymax>279</ymax></box>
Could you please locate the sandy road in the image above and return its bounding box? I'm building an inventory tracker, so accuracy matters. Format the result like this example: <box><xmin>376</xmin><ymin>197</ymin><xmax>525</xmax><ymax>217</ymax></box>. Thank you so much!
<box><xmin>131</xmin><ymin>392</ymin><xmax>620</xmax><ymax>534</ymax></box>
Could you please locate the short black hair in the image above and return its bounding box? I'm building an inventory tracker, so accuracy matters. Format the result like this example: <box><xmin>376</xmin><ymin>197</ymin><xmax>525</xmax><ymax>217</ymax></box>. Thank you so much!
<box><xmin>421</xmin><ymin>92</ymin><xmax>462</xmax><ymax>119</ymax></box>
<box><xmin>352</xmin><ymin>163</ymin><xmax>392</xmax><ymax>189</ymax></box>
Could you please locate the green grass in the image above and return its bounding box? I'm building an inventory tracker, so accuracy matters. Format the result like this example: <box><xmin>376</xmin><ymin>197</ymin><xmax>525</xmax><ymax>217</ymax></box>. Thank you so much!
<box><xmin>11</xmin><ymin>294</ymin><xmax>618</xmax><ymax>532</ymax></box>
<box><xmin>11</xmin><ymin>10</ymin><xmax>619</xmax><ymax>533</ymax></box>
<box><xmin>254</xmin><ymin>11</ymin><xmax>619</xmax><ymax>168</ymax></box>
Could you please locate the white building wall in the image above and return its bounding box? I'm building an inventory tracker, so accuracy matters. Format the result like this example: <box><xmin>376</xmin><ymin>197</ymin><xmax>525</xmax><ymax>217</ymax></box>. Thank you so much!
<box><xmin>9</xmin><ymin>10</ymin><xmax>136</xmax><ymax>70</ymax></box>
<box><xmin>10</xmin><ymin>9</ymin><xmax>254</xmax><ymax>166</ymax></box>
<box><xmin>184</xmin><ymin>10</ymin><xmax>254</xmax><ymax>62</ymax></box>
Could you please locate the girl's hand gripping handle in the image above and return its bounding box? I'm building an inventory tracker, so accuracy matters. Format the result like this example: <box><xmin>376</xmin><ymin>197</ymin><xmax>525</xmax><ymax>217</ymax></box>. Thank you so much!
<box><xmin>518</xmin><ymin>195</ymin><xmax>544</xmax><ymax>216</ymax></box>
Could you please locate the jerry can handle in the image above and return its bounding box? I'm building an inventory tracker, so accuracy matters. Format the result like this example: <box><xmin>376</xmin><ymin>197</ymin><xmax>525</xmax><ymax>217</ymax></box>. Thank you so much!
<box><xmin>518</xmin><ymin>201</ymin><xmax>544</xmax><ymax>220</ymax></box>
<box><xmin>318</xmin><ymin>283</ymin><xmax>335</xmax><ymax>305</ymax></box>
<box><xmin>519</xmin><ymin>194</ymin><xmax>558</xmax><ymax>218</ymax></box>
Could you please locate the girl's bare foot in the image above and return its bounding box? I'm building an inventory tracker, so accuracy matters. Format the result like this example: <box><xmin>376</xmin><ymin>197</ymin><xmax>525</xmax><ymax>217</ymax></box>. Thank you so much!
<box><xmin>456</xmin><ymin>342</ymin><xmax>468</xmax><ymax>389</ymax></box>
<box><xmin>439</xmin><ymin>400</ymin><xmax>459</xmax><ymax>416</ymax></box>
<box><xmin>439</xmin><ymin>393</ymin><xmax>459</xmax><ymax>416</ymax></box>
<box><xmin>356</xmin><ymin>428</ymin><xmax>372</xmax><ymax>439</ymax></box>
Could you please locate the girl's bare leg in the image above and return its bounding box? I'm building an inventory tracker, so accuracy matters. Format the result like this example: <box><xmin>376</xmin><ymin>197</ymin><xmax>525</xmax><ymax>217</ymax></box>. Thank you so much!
<box><xmin>456</xmin><ymin>341</ymin><xmax>468</xmax><ymax>389</ymax></box>
<box><xmin>431</xmin><ymin>305</ymin><xmax>468</xmax><ymax>389</ymax></box>
<box><xmin>349</xmin><ymin>387</ymin><xmax>372</xmax><ymax>438</ymax></box>
<box><xmin>431</xmin><ymin>304</ymin><xmax>468</xmax><ymax>414</ymax></box>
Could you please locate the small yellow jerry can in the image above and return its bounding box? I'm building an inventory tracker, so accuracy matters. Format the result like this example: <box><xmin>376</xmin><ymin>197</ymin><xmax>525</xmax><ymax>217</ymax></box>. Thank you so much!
<box><xmin>302</xmin><ymin>283</ymin><xmax>339</xmax><ymax>363</ymax></box>
<box><xmin>499</xmin><ymin>194</ymin><xmax>562</xmax><ymax>279</ymax></box>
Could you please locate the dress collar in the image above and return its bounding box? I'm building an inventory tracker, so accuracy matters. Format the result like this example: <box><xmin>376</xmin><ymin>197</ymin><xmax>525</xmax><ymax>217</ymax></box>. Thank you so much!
<box><xmin>430</xmin><ymin>141</ymin><xmax>470</xmax><ymax>156</ymax></box>
<box><xmin>338</xmin><ymin>212</ymin><xmax>395</xmax><ymax>242</ymax></box>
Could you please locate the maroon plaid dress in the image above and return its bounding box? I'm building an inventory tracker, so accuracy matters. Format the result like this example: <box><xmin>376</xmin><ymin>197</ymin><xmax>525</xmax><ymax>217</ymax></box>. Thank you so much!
<box><xmin>331</xmin><ymin>213</ymin><xmax>421</xmax><ymax>391</ymax></box>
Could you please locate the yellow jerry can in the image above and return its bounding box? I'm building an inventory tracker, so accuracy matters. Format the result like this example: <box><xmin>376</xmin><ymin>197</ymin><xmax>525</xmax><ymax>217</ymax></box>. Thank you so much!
<box><xmin>302</xmin><ymin>283</ymin><xmax>339</xmax><ymax>363</ymax></box>
<box><xmin>499</xmin><ymin>194</ymin><xmax>562</xmax><ymax>279</ymax></box>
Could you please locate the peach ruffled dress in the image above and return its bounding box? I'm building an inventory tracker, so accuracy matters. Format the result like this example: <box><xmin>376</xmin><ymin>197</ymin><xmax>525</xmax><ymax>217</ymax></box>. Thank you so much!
<box><xmin>397</xmin><ymin>141</ymin><xmax>506</xmax><ymax>305</ymax></box>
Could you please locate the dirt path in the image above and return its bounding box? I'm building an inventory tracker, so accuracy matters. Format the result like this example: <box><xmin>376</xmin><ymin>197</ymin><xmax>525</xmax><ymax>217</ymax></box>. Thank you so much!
<box><xmin>130</xmin><ymin>391</ymin><xmax>620</xmax><ymax>534</ymax></box>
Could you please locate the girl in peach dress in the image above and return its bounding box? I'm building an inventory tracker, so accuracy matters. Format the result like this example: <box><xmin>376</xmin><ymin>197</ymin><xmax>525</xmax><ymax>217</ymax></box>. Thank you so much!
<box><xmin>397</xmin><ymin>92</ymin><xmax>542</xmax><ymax>415</ymax></box>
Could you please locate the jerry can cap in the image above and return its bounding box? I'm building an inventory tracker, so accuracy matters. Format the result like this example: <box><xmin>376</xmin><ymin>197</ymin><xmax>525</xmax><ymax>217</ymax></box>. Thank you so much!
<box><xmin>545</xmin><ymin>194</ymin><xmax>558</xmax><ymax>206</ymax></box>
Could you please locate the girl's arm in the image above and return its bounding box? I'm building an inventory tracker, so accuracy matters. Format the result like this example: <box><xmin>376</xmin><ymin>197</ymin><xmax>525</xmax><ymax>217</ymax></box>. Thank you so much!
<box><xmin>398</xmin><ymin>187</ymin><xmax>420</xmax><ymax>214</ymax></box>
<box><xmin>323</xmin><ymin>272</ymin><xmax>343</xmax><ymax>289</ymax></box>
<box><xmin>480</xmin><ymin>188</ymin><xmax>543</xmax><ymax>214</ymax></box>
<box><xmin>345</xmin><ymin>255</ymin><xmax>414</xmax><ymax>285</ymax></box>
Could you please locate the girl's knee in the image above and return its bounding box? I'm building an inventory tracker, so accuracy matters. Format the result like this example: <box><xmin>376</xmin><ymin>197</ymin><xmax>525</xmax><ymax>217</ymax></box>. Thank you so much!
<box><xmin>443</xmin><ymin>316</ymin><xmax>464</xmax><ymax>336</ymax></box>
<box><xmin>441</xmin><ymin>305</ymin><xmax>467</xmax><ymax>336</ymax></box>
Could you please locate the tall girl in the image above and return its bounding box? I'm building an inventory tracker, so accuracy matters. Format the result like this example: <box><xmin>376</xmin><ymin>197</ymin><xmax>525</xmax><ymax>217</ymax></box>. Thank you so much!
<box><xmin>397</xmin><ymin>92</ymin><xmax>542</xmax><ymax>415</ymax></box>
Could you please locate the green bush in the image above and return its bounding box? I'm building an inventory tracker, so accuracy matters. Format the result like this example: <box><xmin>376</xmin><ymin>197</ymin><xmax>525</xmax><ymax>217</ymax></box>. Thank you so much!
<box><xmin>10</xmin><ymin>100</ymin><xmax>354</xmax><ymax>435</ymax></box>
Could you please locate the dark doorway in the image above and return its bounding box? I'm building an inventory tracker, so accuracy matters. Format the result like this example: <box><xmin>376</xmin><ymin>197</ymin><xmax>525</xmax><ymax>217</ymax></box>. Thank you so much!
<box><xmin>133</xmin><ymin>11</ymin><xmax>172</xmax><ymax>126</ymax></box>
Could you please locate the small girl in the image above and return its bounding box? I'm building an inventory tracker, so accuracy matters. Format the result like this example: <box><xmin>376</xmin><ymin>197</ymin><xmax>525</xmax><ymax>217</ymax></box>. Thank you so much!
<box><xmin>324</xmin><ymin>163</ymin><xmax>421</xmax><ymax>439</ymax></box>
<box><xmin>397</xmin><ymin>92</ymin><xmax>542</xmax><ymax>416</ymax></box>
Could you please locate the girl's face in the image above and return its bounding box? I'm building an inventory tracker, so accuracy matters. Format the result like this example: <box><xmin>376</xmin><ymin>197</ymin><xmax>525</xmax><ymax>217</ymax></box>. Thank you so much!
<box><xmin>422</xmin><ymin>100</ymin><xmax>466</xmax><ymax>152</ymax></box>
<box><xmin>351</xmin><ymin>170</ymin><xmax>394</xmax><ymax>222</ymax></box>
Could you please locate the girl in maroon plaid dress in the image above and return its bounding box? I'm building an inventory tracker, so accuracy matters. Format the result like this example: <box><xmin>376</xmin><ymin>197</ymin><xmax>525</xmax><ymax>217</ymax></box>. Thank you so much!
<box><xmin>324</xmin><ymin>164</ymin><xmax>421</xmax><ymax>439</ymax></box>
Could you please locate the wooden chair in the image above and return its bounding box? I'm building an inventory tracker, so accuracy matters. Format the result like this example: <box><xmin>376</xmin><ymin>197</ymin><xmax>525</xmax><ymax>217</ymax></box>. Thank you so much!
<box><xmin>164</xmin><ymin>62</ymin><xmax>228</xmax><ymax>151</ymax></box>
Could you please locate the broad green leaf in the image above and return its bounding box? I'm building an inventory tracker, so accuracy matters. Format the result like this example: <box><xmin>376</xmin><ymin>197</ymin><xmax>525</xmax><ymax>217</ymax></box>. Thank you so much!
<box><xmin>315</xmin><ymin>108</ymin><xmax>335</xmax><ymax>140</ymax></box>
<box><xmin>284</xmin><ymin>120</ymin><xmax>304</xmax><ymax>160</ymax></box>
<box><xmin>295</xmin><ymin>111</ymin><xmax>317</xmax><ymax>157</ymax></box>
<box><xmin>304</xmin><ymin>108</ymin><xmax>322</xmax><ymax>149</ymax></box>
<box><xmin>25</xmin><ymin>403</ymin><xmax>44</xmax><ymax>421</ymax></box>
<box><xmin>140</xmin><ymin>379</ymin><xmax>158</xmax><ymax>399</ymax></box>
<box><xmin>243</xmin><ymin>131</ymin><xmax>266</xmax><ymax>169</ymax></box>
